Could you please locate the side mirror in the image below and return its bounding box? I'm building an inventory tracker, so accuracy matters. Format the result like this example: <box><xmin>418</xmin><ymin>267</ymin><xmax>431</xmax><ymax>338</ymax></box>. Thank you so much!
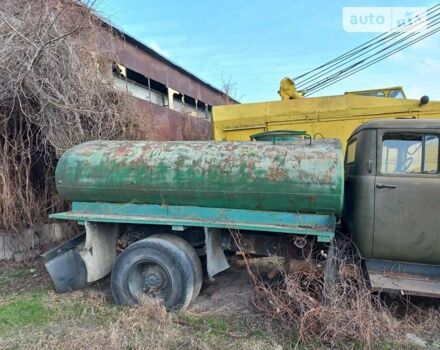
<box><xmin>420</xmin><ymin>95</ymin><xmax>429</xmax><ymax>106</ymax></box>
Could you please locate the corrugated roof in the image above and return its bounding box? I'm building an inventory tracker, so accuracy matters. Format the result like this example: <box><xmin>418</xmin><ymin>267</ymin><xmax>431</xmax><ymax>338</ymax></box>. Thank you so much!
<box><xmin>98</xmin><ymin>19</ymin><xmax>239</xmax><ymax>103</ymax></box>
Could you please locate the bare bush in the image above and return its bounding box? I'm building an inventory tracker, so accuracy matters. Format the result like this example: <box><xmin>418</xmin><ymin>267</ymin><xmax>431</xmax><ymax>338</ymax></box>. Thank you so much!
<box><xmin>230</xmin><ymin>231</ymin><xmax>440</xmax><ymax>348</ymax></box>
<box><xmin>0</xmin><ymin>0</ymin><xmax>150</xmax><ymax>234</ymax></box>
<box><xmin>181</xmin><ymin>114</ymin><xmax>211</xmax><ymax>140</ymax></box>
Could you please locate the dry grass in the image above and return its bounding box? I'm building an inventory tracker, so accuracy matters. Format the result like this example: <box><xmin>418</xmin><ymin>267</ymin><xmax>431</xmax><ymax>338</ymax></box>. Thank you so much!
<box><xmin>1</xmin><ymin>289</ymin><xmax>275</xmax><ymax>350</ymax></box>
<box><xmin>230</xmin><ymin>231</ymin><xmax>440</xmax><ymax>349</ymax></box>
<box><xmin>42</xmin><ymin>296</ymin><xmax>177</xmax><ymax>350</ymax></box>
<box><xmin>2</xmin><ymin>257</ymin><xmax>440</xmax><ymax>349</ymax></box>
<box><xmin>0</xmin><ymin>262</ymin><xmax>273</xmax><ymax>350</ymax></box>
<box><xmin>2</xmin><ymin>292</ymin><xmax>176</xmax><ymax>350</ymax></box>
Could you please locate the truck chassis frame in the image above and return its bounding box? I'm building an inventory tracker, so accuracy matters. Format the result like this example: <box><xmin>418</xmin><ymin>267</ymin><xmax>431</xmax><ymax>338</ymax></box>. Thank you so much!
<box><xmin>43</xmin><ymin>201</ymin><xmax>335</xmax><ymax>296</ymax></box>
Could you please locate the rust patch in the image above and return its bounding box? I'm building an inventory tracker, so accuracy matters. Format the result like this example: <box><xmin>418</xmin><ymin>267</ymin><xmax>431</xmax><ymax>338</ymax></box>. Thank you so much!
<box><xmin>174</xmin><ymin>156</ymin><xmax>186</xmax><ymax>170</ymax></box>
<box><xmin>267</xmin><ymin>166</ymin><xmax>289</xmax><ymax>181</ymax></box>
<box><xmin>142</xmin><ymin>143</ymin><xmax>154</xmax><ymax>153</ymax></box>
<box><xmin>113</xmin><ymin>144</ymin><xmax>131</xmax><ymax>157</ymax></box>
<box><xmin>247</xmin><ymin>159</ymin><xmax>256</xmax><ymax>174</ymax></box>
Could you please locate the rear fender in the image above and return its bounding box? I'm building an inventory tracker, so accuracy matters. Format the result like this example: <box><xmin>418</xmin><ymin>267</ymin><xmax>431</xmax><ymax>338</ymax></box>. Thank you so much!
<box><xmin>80</xmin><ymin>222</ymin><xmax>119</xmax><ymax>283</ymax></box>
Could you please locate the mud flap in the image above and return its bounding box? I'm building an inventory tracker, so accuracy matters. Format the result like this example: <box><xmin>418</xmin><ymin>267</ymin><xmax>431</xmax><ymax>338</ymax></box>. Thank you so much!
<box><xmin>80</xmin><ymin>222</ymin><xmax>119</xmax><ymax>283</ymax></box>
<box><xmin>42</xmin><ymin>233</ymin><xmax>87</xmax><ymax>292</ymax></box>
<box><xmin>205</xmin><ymin>227</ymin><xmax>229</xmax><ymax>280</ymax></box>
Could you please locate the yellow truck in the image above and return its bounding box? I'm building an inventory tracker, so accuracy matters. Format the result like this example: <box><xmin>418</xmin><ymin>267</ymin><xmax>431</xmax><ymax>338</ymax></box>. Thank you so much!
<box><xmin>212</xmin><ymin>85</ymin><xmax>440</xmax><ymax>150</ymax></box>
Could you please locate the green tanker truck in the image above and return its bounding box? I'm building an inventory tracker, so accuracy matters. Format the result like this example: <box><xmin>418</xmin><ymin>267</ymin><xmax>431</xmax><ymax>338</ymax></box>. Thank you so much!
<box><xmin>43</xmin><ymin>119</ymin><xmax>440</xmax><ymax>309</ymax></box>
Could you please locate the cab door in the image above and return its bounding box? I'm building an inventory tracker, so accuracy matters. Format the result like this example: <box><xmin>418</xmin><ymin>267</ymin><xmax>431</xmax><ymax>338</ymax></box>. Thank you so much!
<box><xmin>373</xmin><ymin>130</ymin><xmax>440</xmax><ymax>264</ymax></box>
<box><xmin>344</xmin><ymin>129</ymin><xmax>377</xmax><ymax>259</ymax></box>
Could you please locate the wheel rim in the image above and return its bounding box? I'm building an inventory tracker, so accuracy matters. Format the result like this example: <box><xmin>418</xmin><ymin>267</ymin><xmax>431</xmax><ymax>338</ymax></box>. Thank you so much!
<box><xmin>127</xmin><ymin>259</ymin><xmax>172</xmax><ymax>303</ymax></box>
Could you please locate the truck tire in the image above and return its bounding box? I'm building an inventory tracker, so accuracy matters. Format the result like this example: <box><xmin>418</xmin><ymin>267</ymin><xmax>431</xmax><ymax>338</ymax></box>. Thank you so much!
<box><xmin>151</xmin><ymin>234</ymin><xmax>203</xmax><ymax>302</ymax></box>
<box><xmin>111</xmin><ymin>237</ymin><xmax>195</xmax><ymax>311</ymax></box>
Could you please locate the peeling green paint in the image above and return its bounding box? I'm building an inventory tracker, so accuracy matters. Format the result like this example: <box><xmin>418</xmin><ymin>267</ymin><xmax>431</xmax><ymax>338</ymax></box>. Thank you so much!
<box><xmin>55</xmin><ymin>140</ymin><xmax>344</xmax><ymax>216</ymax></box>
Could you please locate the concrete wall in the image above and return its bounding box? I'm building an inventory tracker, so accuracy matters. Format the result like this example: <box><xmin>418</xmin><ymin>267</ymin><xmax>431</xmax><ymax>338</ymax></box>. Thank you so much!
<box><xmin>0</xmin><ymin>223</ymin><xmax>74</xmax><ymax>261</ymax></box>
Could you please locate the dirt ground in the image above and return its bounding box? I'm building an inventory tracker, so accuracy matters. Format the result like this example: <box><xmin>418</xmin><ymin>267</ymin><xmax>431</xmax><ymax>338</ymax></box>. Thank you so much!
<box><xmin>0</xmin><ymin>254</ymin><xmax>277</xmax><ymax>316</ymax></box>
<box><xmin>0</xmin><ymin>256</ymin><xmax>283</xmax><ymax>350</ymax></box>
<box><xmin>0</xmin><ymin>256</ymin><xmax>439</xmax><ymax>349</ymax></box>
<box><xmin>190</xmin><ymin>256</ymin><xmax>279</xmax><ymax>316</ymax></box>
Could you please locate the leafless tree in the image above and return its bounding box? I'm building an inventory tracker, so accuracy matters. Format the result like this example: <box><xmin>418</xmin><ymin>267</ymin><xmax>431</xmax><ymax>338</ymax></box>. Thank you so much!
<box><xmin>220</xmin><ymin>75</ymin><xmax>239</xmax><ymax>104</ymax></box>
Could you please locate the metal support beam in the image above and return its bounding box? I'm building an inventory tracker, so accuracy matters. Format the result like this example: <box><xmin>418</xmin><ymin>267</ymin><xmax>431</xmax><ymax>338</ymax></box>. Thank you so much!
<box><xmin>205</xmin><ymin>227</ymin><xmax>229</xmax><ymax>280</ymax></box>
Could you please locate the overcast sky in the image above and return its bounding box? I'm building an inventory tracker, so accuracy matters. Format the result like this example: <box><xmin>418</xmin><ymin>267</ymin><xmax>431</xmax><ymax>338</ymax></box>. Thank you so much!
<box><xmin>97</xmin><ymin>0</ymin><xmax>440</xmax><ymax>103</ymax></box>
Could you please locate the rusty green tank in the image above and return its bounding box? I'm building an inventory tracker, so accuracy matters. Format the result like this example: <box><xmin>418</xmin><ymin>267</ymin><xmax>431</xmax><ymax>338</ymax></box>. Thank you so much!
<box><xmin>55</xmin><ymin>140</ymin><xmax>344</xmax><ymax>215</ymax></box>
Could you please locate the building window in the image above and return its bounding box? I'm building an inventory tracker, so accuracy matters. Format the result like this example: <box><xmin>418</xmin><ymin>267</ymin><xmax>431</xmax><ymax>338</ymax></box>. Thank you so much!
<box><xmin>112</xmin><ymin>63</ymin><xmax>168</xmax><ymax>107</ymax></box>
<box><xmin>113</xmin><ymin>63</ymin><xmax>213</xmax><ymax>118</ymax></box>
<box><xmin>184</xmin><ymin>95</ymin><xmax>198</xmax><ymax>117</ymax></box>
<box><xmin>196</xmin><ymin>101</ymin><xmax>206</xmax><ymax>118</ymax></box>
<box><xmin>172</xmin><ymin>92</ymin><xmax>185</xmax><ymax>112</ymax></box>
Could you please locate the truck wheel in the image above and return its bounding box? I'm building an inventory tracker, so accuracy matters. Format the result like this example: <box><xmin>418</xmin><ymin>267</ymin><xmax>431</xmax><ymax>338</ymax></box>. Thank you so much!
<box><xmin>111</xmin><ymin>237</ymin><xmax>195</xmax><ymax>311</ymax></box>
<box><xmin>151</xmin><ymin>234</ymin><xmax>203</xmax><ymax>302</ymax></box>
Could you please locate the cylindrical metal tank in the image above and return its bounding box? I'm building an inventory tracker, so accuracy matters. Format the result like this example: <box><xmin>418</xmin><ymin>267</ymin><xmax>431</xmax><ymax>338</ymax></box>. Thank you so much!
<box><xmin>55</xmin><ymin>140</ymin><xmax>344</xmax><ymax>216</ymax></box>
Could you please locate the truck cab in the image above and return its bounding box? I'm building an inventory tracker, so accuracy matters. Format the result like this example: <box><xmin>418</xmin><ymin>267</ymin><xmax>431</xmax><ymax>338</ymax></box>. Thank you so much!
<box><xmin>344</xmin><ymin>86</ymin><xmax>406</xmax><ymax>99</ymax></box>
<box><xmin>344</xmin><ymin>119</ymin><xmax>440</xmax><ymax>296</ymax></box>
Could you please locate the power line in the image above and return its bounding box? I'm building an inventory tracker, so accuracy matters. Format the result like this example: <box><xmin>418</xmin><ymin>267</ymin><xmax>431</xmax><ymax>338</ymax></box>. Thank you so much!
<box><xmin>294</xmin><ymin>4</ymin><xmax>439</xmax><ymax>83</ymax></box>
<box><xmin>296</xmin><ymin>7</ymin><xmax>440</xmax><ymax>88</ymax></box>
<box><xmin>292</xmin><ymin>4</ymin><xmax>440</xmax><ymax>95</ymax></box>
<box><xmin>304</xmin><ymin>23</ymin><xmax>440</xmax><ymax>95</ymax></box>
<box><xmin>304</xmin><ymin>20</ymin><xmax>440</xmax><ymax>95</ymax></box>
<box><xmin>301</xmin><ymin>16</ymin><xmax>440</xmax><ymax>94</ymax></box>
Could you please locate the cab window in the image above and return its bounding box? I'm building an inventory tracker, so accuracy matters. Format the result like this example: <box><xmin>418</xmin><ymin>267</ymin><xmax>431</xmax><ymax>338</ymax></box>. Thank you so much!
<box><xmin>388</xmin><ymin>90</ymin><xmax>405</xmax><ymax>99</ymax></box>
<box><xmin>345</xmin><ymin>139</ymin><xmax>357</xmax><ymax>164</ymax></box>
<box><xmin>425</xmin><ymin>135</ymin><xmax>439</xmax><ymax>173</ymax></box>
<box><xmin>380</xmin><ymin>133</ymin><xmax>439</xmax><ymax>174</ymax></box>
<box><xmin>359</xmin><ymin>91</ymin><xmax>385</xmax><ymax>97</ymax></box>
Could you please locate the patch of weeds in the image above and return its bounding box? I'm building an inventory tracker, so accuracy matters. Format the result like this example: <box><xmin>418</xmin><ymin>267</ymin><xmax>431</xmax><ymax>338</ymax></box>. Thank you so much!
<box><xmin>0</xmin><ymin>291</ymin><xmax>52</xmax><ymax>335</ymax></box>
<box><xmin>203</xmin><ymin>316</ymin><xmax>229</xmax><ymax>333</ymax></box>
<box><xmin>179</xmin><ymin>312</ymin><xmax>203</xmax><ymax>327</ymax></box>
<box><xmin>0</xmin><ymin>266</ymin><xmax>31</xmax><ymax>281</ymax></box>
<box><xmin>179</xmin><ymin>313</ymin><xmax>284</xmax><ymax>349</ymax></box>
<box><xmin>0</xmin><ymin>267</ymin><xmax>33</xmax><ymax>291</ymax></box>
<box><xmin>47</xmin><ymin>291</ymin><xmax>122</xmax><ymax>328</ymax></box>
<box><xmin>94</xmin><ymin>305</ymin><xmax>122</xmax><ymax>326</ymax></box>
<box><xmin>0</xmin><ymin>262</ymin><xmax>51</xmax><ymax>296</ymax></box>
<box><xmin>180</xmin><ymin>313</ymin><xmax>231</xmax><ymax>334</ymax></box>
<box><xmin>180</xmin><ymin>312</ymin><xmax>275</xmax><ymax>340</ymax></box>
<box><xmin>250</xmin><ymin>328</ymin><xmax>266</xmax><ymax>341</ymax></box>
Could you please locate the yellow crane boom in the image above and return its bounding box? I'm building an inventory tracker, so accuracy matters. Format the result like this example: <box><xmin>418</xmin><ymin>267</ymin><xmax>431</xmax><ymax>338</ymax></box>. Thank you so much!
<box><xmin>212</xmin><ymin>86</ymin><xmax>439</xmax><ymax>150</ymax></box>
